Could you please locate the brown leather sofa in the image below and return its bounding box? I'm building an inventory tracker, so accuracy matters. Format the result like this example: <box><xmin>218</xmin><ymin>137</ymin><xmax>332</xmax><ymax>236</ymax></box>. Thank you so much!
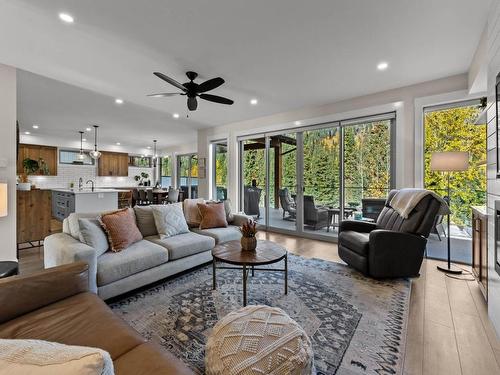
<box><xmin>0</xmin><ymin>262</ymin><xmax>194</xmax><ymax>375</ymax></box>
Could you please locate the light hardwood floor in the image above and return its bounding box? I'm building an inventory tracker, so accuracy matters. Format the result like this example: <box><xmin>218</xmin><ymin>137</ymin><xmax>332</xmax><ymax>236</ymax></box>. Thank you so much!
<box><xmin>17</xmin><ymin>231</ymin><xmax>500</xmax><ymax>375</ymax></box>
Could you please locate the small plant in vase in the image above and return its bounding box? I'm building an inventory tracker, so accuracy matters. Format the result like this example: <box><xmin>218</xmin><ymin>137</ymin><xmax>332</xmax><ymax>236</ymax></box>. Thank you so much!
<box><xmin>239</xmin><ymin>220</ymin><xmax>257</xmax><ymax>251</ymax></box>
<box><xmin>134</xmin><ymin>175</ymin><xmax>143</xmax><ymax>186</ymax></box>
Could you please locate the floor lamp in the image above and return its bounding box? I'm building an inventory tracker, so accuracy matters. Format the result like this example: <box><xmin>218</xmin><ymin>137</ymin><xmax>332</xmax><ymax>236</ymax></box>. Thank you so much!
<box><xmin>430</xmin><ymin>151</ymin><xmax>469</xmax><ymax>274</ymax></box>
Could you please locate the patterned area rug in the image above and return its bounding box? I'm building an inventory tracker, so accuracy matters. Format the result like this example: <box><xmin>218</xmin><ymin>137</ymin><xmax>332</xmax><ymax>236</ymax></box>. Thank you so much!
<box><xmin>109</xmin><ymin>255</ymin><xmax>410</xmax><ymax>374</ymax></box>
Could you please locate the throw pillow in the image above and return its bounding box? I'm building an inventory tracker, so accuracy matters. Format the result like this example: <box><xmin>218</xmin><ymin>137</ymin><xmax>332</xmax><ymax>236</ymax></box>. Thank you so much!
<box><xmin>133</xmin><ymin>206</ymin><xmax>158</xmax><ymax>237</ymax></box>
<box><xmin>151</xmin><ymin>203</ymin><xmax>189</xmax><ymax>238</ymax></box>
<box><xmin>198</xmin><ymin>202</ymin><xmax>228</xmax><ymax>229</ymax></box>
<box><xmin>78</xmin><ymin>218</ymin><xmax>109</xmax><ymax>256</ymax></box>
<box><xmin>100</xmin><ymin>208</ymin><xmax>142</xmax><ymax>252</ymax></box>
<box><xmin>183</xmin><ymin>198</ymin><xmax>205</xmax><ymax>227</ymax></box>
<box><xmin>223</xmin><ymin>199</ymin><xmax>234</xmax><ymax>223</ymax></box>
<box><xmin>0</xmin><ymin>339</ymin><xmax>114</xmax><ymax>375</ymax></box>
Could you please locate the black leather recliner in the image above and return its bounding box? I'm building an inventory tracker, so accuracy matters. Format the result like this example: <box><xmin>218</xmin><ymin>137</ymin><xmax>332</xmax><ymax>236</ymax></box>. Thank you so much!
<box><xmin>338</xmin><ymin>189</ymin><xmax>442</xmax><ymax>278</ymax></box>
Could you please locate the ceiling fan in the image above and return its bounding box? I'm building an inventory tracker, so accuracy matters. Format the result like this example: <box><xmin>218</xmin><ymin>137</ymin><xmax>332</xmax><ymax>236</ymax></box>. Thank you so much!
<box><xmin>148</xmin><ymin>71</ymin><xmax>234</xmax><ymax>111</ymax></box>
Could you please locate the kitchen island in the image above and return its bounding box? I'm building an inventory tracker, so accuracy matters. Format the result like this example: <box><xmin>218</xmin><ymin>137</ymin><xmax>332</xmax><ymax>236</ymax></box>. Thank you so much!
<box><xmin>52</xmin><ymin>189</ymin><xmax>129</xmax><ymax>220</ymax></box>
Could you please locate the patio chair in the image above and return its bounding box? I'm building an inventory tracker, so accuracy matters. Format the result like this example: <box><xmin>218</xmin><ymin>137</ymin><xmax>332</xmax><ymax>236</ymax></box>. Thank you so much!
<box><xmin>279</xmin><ymin>188</ymin><xmax>296</xmax><ymax>220</ymax></box>
<box><xmin>244</xmin><ymin>186</ymin><xmax>262</xmax><ymax>218</ymax></box>
<box><xmin>430</xmin><ymin>196</ymin><xmax>449</xmax><ymax>241</ymax></box>
<box><xmin>303</xmin><ymin>195</ymin><xmax>329</xmax><ymax>230</ymax></box>
<box><xmin>216</xmin><ymin>186</ymin><xmax>228</xmax><ymax>201</ymax></box>
<box><xmin>361</xmin><ymin>198</ymin><xmax>386</xmax><ymax>221</ymax></box>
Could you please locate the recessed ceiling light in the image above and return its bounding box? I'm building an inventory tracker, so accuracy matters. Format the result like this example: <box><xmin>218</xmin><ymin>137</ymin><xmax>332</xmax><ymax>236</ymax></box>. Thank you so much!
<box><xmin>377</xmin><ymin>62</ymin><xmax>389</xmax><ymax>71</ymax></box>
<box><xmin>115</xmin><ymin>98</ymin><xmax>124</xmax><ymax>105</ymax></box>
<box><xmin>32</xmin><ymin>124</ymin><xmax>39</xmax><ymax>129</ymax></box>
<box><xmin>82</xmin><ymin>138</ymin><xmax>87</xmax><ymax>142</ymax></box>
<box><xmin>59</xmin><ymin>13</ymin><xmax>74</xmax><ymax>23</ymax></box>
<box><xmin>250</xmin><ymin>98</ymin><xmax>258</xmax><ymax>105</ymax></box>
<box><xmin>294</xmin><ymin>121</ymin><xmax>302</xmax><ymax>126</ymax></box>
<box><xmin>116</xmin><ymin>142</ymin><xmax>121</xmax><ymax>145</ymax></box>
<box><xmin>24</xmin><ymin>131</ymin><xmax>31</xmax><ymax>135</ymax></box>
<box><xmin>172</xmin><ymin>113</ymin><xmax>180</xmax><ymax>119</ymax></box>
<box><xmin>86</xmin><ymin>127</ymin><xmax>92</xmax><ymax>132</ymax></box>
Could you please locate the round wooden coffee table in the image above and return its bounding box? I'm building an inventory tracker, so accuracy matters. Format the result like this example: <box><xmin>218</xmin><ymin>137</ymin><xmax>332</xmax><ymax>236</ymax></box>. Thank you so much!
<box><xmin>212</xmin><ymin>240</ymin><xmax>288</xmax><ymax>306</ymax></box>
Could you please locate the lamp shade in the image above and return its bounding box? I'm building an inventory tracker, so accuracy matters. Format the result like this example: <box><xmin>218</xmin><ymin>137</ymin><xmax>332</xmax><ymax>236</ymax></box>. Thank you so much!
<box><xmin>430</xmin><ymin>151</ymin><xmax>469</xmax><ymax>172</ymax></box>
<box><xmin>0</xmin><ymin>183</ymin><xmax>7</xmax><ymax>217</ymax></box>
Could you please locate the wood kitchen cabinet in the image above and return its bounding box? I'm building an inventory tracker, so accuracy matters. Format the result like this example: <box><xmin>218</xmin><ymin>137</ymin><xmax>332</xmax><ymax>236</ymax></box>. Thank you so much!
<box><xmin>17</xmin><ymin>144</ymin><xmax>57</xmax><ymax>176</ymax></box>
<box><xmin>472</xmin><ymin>206</ymin><xmax>487</xmax><ymax>301</ymax></box>
<box><xmin>17</xmin><ymin>190</ymin><xmax>54</xmax><ymax>245</ymax></box>
<box><xmin>98</xmin><ymin>151</ymin><xmax>129</xmax><ymax>176</ymax></box>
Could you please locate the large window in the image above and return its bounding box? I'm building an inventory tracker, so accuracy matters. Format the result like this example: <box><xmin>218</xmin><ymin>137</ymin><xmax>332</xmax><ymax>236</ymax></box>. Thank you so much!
<box><xmin>211</xmin><ymin>141</ymin><xmax>228</xmax><ymax>200</ymax></box>
<box><xmin>177</xmin><ymin>153</ymin><xmax>198</xmax><ymax>198</ymax></box>
<box><xmin>161</xmin><ymin>155</ymin><xmax>172</xmax><ymax>187</ymax></box>
<box><xmin>239</xmin><ymin>113</ymin><xmax>394</xmax><ymax>239</ymax></box>
<box><xmin>423</xmin><ymin>99</ymin><xmax>486</xmax><ymax>263</ymax></box>
<box><xmin>343</xmin><ymin>118</ymin><xmax>392</xmax><ymax>207</ymax></box>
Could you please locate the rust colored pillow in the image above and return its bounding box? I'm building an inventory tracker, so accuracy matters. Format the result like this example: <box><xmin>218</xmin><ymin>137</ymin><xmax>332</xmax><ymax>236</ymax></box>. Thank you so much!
<box><xmin>197</xmin><ymin>202</ymin><xmax>228</xmax><ymax>229</ymax></box>
<box><xmin>100</xmin><ymin>208</ymin><xmax>143</xmax><ymax>252</ymax></box>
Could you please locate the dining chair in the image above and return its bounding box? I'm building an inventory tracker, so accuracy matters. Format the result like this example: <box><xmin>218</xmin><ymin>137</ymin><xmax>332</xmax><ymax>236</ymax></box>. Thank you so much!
<box><xmin>132</xmin><ymin>188</ymin><xmax>140</xmax><ymax>206</ymax></box>
<box><xmin>146</xmin><ymin>189</ymin><xmax>154</xmax><ymax>205</ymax></box>
<box><xmin>138</xmin><ymin>189</ymin><xmax>148</xmax><ymax>205</ymax></box>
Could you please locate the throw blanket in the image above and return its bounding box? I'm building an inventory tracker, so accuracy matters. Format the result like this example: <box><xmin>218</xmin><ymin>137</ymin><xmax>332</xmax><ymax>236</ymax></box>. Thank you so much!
<box><xmin>389</xmin><ymin>188</ymin><xmax>450</xmax><ymax>219</ymax></box>
<box><xmin>0</xmin><ymin>339</ymin><xmax>114</xmax><ymax>375</ymax></box>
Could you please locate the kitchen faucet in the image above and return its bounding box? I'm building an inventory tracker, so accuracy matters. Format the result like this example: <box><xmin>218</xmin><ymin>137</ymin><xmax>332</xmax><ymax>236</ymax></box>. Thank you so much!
<box><xmin>86</xmin><ymin>180</ymin><xmax>95</xmax><ymax>192</ymax></box>
<box><xmin>78</xmin><ymin>177</ymin><xmax>83</xmax><ymax>191</ymax></box>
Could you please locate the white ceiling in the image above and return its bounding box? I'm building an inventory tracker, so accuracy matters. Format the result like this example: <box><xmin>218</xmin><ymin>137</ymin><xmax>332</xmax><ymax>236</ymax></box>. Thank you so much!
<box><xmin>1</xmin><ymin>0</ymin><xmax>491</xmax><ymax>148</ymax></box>
<box><xmin>17</xmin><ymin>70</ymin><xmax>197</xmax><ymax>153</ymax></box>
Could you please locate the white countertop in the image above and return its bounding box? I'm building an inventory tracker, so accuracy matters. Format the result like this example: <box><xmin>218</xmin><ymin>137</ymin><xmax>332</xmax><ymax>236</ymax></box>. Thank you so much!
<box><xmin>51</xmin><ymin>188</ymin><xmax>129</xmax><ymax>194</ymax></box>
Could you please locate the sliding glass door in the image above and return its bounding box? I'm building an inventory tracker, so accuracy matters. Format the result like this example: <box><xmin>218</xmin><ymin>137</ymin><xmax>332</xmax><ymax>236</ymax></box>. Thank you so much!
<box><xmin>238</xmin><ymin>113</ymin><xmax>394</xmax><ymax>239</ymax></box>
<box><xmin>268</xmin><ymin>133</ymin><xmax>298</xmax><ymax>231</ymax></box>
<box><xmin>302</xmin><ymin>126</ymin><xmax>340</xmax><ymax>235</ymax></box>
<box><xmin>211</xmin><ymin>141</ymin><xmax>228</xmax><ymax>200</ymax></box>
<box><xmin>343</xmin><ymin>118</ymin><xmax>393</xmax><ymax>217</ymax></box>
<box><xmin>177</xmin><ymin>153</ymin><xmax>198</xmax><ymax>199</ymax></box>
<box><xmin>240</xmin><ymin>137</ymin><xmax>266</xmax><ymax>222</ymax></box>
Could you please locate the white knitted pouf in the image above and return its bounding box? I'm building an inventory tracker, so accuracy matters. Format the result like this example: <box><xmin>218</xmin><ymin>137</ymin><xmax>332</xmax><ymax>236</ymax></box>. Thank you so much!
<box><xmin>205</xmin><ymin>305</ymin><xmax>314</xmax><ymax>375</ymax></box>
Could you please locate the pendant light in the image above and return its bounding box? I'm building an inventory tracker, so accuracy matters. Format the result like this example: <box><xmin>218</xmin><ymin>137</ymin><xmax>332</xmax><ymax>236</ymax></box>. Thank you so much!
<box><xmin>89</xmin><ymin>125</ymin><xmax>101</xmax><ymax>160</ymax></box>
<box><xmin>77</xmin><ymin>131</ymin><xmax>85</xmax><ymax>160</ymax></box>
<box><xmin>153</xmin><ymin>140</ymin><xmax>158</xmax><ymax>167</ymax></box>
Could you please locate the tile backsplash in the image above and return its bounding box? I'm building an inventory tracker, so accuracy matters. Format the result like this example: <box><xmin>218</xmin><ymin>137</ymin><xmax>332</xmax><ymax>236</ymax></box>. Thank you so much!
<box><xmin>26</xmin><ymin>164</ymin><xmax>154</xmax><ymax>189</ymax></box>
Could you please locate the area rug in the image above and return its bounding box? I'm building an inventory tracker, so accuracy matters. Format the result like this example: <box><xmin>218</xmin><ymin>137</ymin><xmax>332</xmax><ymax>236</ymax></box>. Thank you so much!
<box><xmin>109</xmin><ymin>255</ymin><xmax>410</xmax><ymax>375</ymax></box>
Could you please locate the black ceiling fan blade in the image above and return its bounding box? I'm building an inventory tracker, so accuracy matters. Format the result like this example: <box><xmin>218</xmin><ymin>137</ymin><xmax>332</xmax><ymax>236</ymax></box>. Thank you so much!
<box><xmin>147</xmin><ymin>92</ymin><xmax>182</xmax><ymax>97</ymax></box>
<box><xmin>187</xmin><ymin>96</ymin><xmax>198</xmax><ymax>111</ymax></box>
<box><xmin>199</xmin><ymin>93</ymin><xmax>234</xmax><ymax>105</ymax></box>
<box><xmin>153</xmin><ymin>72</ymin><xmax>187</xmax><ymax>92</ymax></box>
<box><xmin>197</xmin><ymin>77</ymin><xmax>225</xmax><ymax>93</ymax></box>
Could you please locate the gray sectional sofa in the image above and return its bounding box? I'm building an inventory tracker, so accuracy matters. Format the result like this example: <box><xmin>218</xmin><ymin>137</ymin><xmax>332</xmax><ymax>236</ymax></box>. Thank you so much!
<box><xmin>44</xmin><ymin>204</ymin><xmax>249</xmax><ymax>300</ymax></box>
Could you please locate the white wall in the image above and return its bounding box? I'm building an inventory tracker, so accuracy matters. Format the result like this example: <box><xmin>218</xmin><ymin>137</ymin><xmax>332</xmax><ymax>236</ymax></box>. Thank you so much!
<box><xmin>486</xmin><ymin>0</ymin><xmax>500</xmax><ymax>336</ymax></box>
<box><xmin>197</xmin><ymin>74</ymin><xmax>468</xmax><ymax>205</ymax></box>
<box><xmin>0</xmin><ymin>64</ymin><xmax>17</xmax><ymax>261</ymax></box>
<box><xmin>28</xmin><ymin>164</ymin><xmax>153</xmax><ymax>189</ymax></box>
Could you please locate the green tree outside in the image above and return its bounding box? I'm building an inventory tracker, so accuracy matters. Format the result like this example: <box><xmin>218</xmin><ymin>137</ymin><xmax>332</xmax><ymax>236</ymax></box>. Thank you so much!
<box><xmin>424</xmin><ymin>105</ymin><xmax>486</xmax><ymax>228</ymax></box>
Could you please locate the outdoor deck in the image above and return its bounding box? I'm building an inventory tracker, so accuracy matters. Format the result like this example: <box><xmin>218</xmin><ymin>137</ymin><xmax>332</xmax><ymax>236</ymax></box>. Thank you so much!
<box><xmin>253</xmin><ymin>206</ymin><xmax>472</xmax><ymax>264</ymax></box>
